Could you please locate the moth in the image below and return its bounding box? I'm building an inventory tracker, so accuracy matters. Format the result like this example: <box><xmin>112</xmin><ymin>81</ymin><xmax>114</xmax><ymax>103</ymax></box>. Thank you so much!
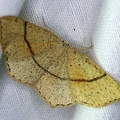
<box><xmin>0</xmin><ymin>16</ymin><xmax>120</xmax><ymax>108</ymax></box>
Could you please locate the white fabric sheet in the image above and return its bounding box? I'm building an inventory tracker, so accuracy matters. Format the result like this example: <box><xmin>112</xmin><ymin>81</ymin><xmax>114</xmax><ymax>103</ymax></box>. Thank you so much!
<box><xmin>0</xmin><ymin>0</ymin><xmax>120</xmax><ymax>120</ymax></box>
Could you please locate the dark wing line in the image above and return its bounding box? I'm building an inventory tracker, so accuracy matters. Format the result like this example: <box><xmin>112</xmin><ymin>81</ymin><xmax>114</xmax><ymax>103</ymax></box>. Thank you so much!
<box><xmin>24</xmin><ymin>21</ymin><xmax>106</xmax><ymax>82</ymax></box>
<box><xmin>24</xmin><ymin>21</ymin><xmax>66</xmax><ymax>80</ymax></box>
<box><xmin>71</xmin><ymin>73</ymin><xmax>106</xmax><ymax>82</ymax></box>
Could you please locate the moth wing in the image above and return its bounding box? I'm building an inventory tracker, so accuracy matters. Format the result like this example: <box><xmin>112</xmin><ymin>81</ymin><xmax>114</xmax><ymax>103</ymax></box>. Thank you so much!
<box><xmin>45</xmin><ymin>48</ymin><xmax>70</xmax><ymax>79</ymax></box>
<box><xmin>6</xmin><ymin>57</ymin><xmax>44</xmax><ymax>85</ymax></box>
<box><xmin>0</xmin><ymin>16</ymin><xmax>45</xmax><ymax>85</ymax></box>
<box><xmin>34</xmin><ymin>73</ymin><xmax>76</xmax><ymax>107</ymax></box>
<box><xmin>0</xmin><ymin>16</ymin><xmax>67</xmax><ymax>85</ymax></box>
<box><xmin>70</xmin><ymin>75</ymin><xmax>120</xmax><ymax>107</ymax></box>
<box><xmin>25</xmin><ymin>20</ymin><xmax>65</xmax><ymax>70</ymax></box>
<box><xmin>67</xmin><ymin>48</ymin><xmax>105</xmax><ymax>81</ymax></box>
<box><xmin>0</xmin><ymin>16</ymin><xmax>25</xmax><ymax>49</ymax></box>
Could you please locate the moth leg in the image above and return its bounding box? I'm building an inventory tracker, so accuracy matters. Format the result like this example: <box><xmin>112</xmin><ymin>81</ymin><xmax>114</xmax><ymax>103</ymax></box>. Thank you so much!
<box><xmin>76</xmin><ymin>38</ymin><xmax>93</xmax><ymax>51</ymax></box>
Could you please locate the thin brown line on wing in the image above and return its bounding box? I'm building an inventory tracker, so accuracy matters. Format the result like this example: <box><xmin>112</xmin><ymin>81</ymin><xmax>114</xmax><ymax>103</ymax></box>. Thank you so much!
<box><xmin>23</xmin><ymin>21</ymin><xmax>106</xmax><ymax>82</ymax></box>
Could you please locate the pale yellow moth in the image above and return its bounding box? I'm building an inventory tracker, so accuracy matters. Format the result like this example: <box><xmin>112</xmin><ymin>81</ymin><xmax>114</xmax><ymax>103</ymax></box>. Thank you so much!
<box><xmin>0</xmin><ymin>16</ymin><xmax>120</xmax><ymax>108</ymax></box>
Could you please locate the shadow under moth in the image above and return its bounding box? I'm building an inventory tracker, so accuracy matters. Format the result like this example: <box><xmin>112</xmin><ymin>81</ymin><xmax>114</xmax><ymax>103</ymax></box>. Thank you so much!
<box><xmin>0</xmin><ymin>16</ymin><xmax>120</xmax><ymax>108</ymax></box>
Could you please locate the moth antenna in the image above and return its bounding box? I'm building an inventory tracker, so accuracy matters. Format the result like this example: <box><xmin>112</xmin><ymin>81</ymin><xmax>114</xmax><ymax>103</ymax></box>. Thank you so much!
<box><xmin>42</xmin><ymin>16</ymin><xmax>93</xmax><ymax>50</ymax></box>
<box><xmin>42</xmin><ymin>16</ymin><xmax>64</xmax><ymax>40</ymax></box>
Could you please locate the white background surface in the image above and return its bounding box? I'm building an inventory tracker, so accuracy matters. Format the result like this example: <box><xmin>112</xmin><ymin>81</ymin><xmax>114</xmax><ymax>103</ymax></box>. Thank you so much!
<box><xmin>0</xmin><ymin>0</ymin><xmax>120</xmax><ymax>120</ymax></box>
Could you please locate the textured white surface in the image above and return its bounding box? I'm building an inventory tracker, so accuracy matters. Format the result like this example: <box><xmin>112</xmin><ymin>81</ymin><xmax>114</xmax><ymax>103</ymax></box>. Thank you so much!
<box><xmin>0</xmin><ymin>0</ymin><xmax>120</xmax><ymax>120</ymax></box>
